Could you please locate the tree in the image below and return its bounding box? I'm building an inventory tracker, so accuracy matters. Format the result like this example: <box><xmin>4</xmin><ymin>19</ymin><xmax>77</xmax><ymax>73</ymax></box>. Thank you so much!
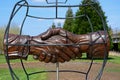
<box><xmin>107</xmin><ymin>25</ymin><xmax>113</xmax><ymax>36</ymax></box>
<box><xmin>73</xmin><ymin>0</ymin><xmax>108</xmax><ymax>34</ymax></box>
<box><xmin>0</xmin><ymin>26</ymin><xmax>20</xmax><ymax>53</ymax></box>
<box><xmin>63</xmin><ymin>7</ymin><xmax>74</xmax><ymax>32</ymax></box>
<box><xmin>51</xmin><ymin>22</ymin><xmax>56</xmax><ymax>28</ymax></box>
<box><xmin>108</xmin><ymin>26</ymin><xmax>114</xmax><ymax>50</ymax></box>
<box><xmin>118</xmin><ymin>42</ymin><xmax>120</xmax><ymax>52</ymax></box>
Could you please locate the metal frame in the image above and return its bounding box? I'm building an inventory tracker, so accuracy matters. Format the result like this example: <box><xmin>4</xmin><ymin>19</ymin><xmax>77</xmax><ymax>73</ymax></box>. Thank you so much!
<box><xmin>4</xmin><ymin>0</ymin><xmax>108</xmax><ymax>80</ymax></box>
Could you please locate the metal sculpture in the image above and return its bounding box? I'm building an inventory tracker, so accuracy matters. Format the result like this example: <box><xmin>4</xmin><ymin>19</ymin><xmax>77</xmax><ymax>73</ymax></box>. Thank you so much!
<box><xmin>4</xmin><ymin>28</ymin><xmax>110</xmax><ymax>63</ymax></box>
<box><xmin>3</xmin><ymin>0</ymin><xmax>110</xmax><ymax>80</ymax></box>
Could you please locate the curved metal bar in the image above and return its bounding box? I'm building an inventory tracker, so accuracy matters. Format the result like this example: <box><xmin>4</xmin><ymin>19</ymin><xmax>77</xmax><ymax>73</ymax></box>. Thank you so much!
<box><xmin>89</xmin><ymin>4</ymin><xmax>108</xmax><ymax>80</ymax></box>
<box><xmin>46</xmin><ymin>0</ymin><xmax>68</xmax><ymax>4</ymax></box>
<box><xmin>18</xmin><ymin>1</ymin><xmax>31</xmax><ymax>80</ymax></box>
<box><xmin>19</xmin><ymin>0</ymin><xmax>29</xmax><ymax>35</ymax></box>
<box><xmin>7</xmin><ymin>42</ymin><xmax>105</xmax><ymax>47</ymax></box>
<box><xmin>4</xmin><ymin>0</ymin><xmax>108</xmax><ymax>80</ymax></box>
<box><xmin>17</xmin><ymin>3</ymin><xmax>96</xmax><ymax>8</ymax></box>
<box><xmin>5</xmin><ymin>0</ymin><xmax>25</xmax><ymax>35</ymax></box>
<box><xmin>27</xmin><ymin>14</ymin><xmax>85</xmax><ymax>19</ymax></box>
<box><xmin>85</xmin><ymin>15</ymin><xmax>94</xmax><ymax>32</ymax></box>
<box><xmin>4</xmin><ymin>1</ymin><xmax>27</xmax><ymax>80</ymax></box>
<box><xmin>28</xmin><ymin>70</ymin><xmax>87</xmax><ymax>76</ymax></box>
<box><xmin>86</xmin><ymin>58</ymin><xmax>94</xmax><ymax>80</ymax></box>
<box><xmin>95</xmin><ymin>46</ymin><xmax>108</xmax><ymax>80</ymax></box>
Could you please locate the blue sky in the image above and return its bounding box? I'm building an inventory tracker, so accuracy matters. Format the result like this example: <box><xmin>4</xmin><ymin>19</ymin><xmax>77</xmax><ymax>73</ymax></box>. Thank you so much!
<box><xmin>0</xmin><ymin>0</ymin><xmax>120</xmax><ymax>35</ymax></box>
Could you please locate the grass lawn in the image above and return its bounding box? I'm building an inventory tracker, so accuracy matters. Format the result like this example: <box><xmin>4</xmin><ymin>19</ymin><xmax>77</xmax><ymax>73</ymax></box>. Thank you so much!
<box><xmin>0</xmin><ymin>68</ymin><xmax>47</xmax><ymax>80</ymax></box>
<box><xmin>107</xmin><ymin>55</ymin><xmax>120</xmax><ymax>64</ymax></box>
<box><xmin>0</xmin><ymin>53</ymin><xmax>120</xmax><ymax>80</ymax></box>
<box><xmin>0</xmin><ymin>55</ymin><xmax>47</xmax><ymax>80</ymax></box>
<box><xmin>1</xmin><ymin>53</ymin><xmax>120</xmax><ymax>64</ymax></box>
<box><xmin>0</xmin><ymin>54</ymin><xmax>38</xmax><ymax>64</ymax></box>
<box><xmin>72</xmin><ymin>53</ymin><xmax>120</xmax><ymax>64</ymax></box>
<box><xmin>0</xmin><ymin>54</ymin><xmax>6</xmax><ymax>64</ymax></box>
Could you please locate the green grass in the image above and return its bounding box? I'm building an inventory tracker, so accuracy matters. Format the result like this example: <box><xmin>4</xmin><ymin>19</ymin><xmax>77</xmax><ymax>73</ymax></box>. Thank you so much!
<box><xmin>0</xmin><ymin>53</ymin><xmax>120</xmax><ymax>80</ymax></box>
<box><xmin>0</xmin><ymin>68</ymin><xmax>47</xmax><ymax>80</ymax></box>
<box><xmin>107</xmin><ymin>55</ymin><xmax>120</xmax><ymax>64</ymax></box>
<box><xmin>1</xmin><ymin>53</ymin><xmax>120</xmax><ymax>64</ymax></box>
<box><xmin>0</xmin><ymin>54</ymin><xmax>38</xmax><ymax>64</ymax></box>
<box><xmin>0</xmin><ymin>54</ymin><xmax>6</xmax><ymax>64</ymax></box>
<box><xmin>71</xmin><ymin>53</ymin><xmax>120</xmax><ymax>64</ymax></box>
<box><xmin>0</xmin><ymin>54</ymin><xmax>47</xmax><ymax>80</ymax></box>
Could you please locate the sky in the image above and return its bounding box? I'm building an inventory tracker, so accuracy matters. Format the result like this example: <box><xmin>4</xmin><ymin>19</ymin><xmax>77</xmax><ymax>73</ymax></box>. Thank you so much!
<box><xmin>0</xmin><ymin>0</ymin><xmax>120</xmax><ymax>35</ymax></box>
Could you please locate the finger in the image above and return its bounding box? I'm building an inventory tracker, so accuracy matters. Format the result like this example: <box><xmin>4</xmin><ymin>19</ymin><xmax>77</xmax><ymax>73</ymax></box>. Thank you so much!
<box><xmin>41</xmin><ymin>28</ymin><xmax>60</xmax><ymax>40</ymax></box>
<box><xmin>44</xmin><ymin>53</ymin><xmax>52</xmax><ymax>63</ymax></box>
<box><xmin>55</xmin><ymin>44</ymin><xmax>76</xmax><ymax>59</ymax></box>
<box><xmin>69</xmin><ymin>46</ymin><xmax>82</xmax><ymax>58</ymax></box>
<box><xmin>30</xmin><ymin>46</ymin><xmax>46</xmax><ymax>61</ymax></box>
<box><xmin>45</xmin><ymin>46</ymin><xmax>57</xmax><ymax>63</ymax></box>
<box><xmin>59</xmin><ymin>39</ymin><xmax>76</xmax><ymax>59</ymax></box>
<box><xmin>55</xmin><ymin>46</ymin><xmax>71</xmax><ymax>61</ymax></box>
<box><xmin>57</xmin><ymin>56</ymin><xmax>65</xmax><ymax>63</ymax></box>
<box><xmin>62</xmin><ymin>46</ymin><xmax>76</xmax><ymax>59</ymax></box>
<box><xmin>50</xmin><ymin>54</ymin><xmax>65</xmax><ymax>63</ymax></box>
<box><xmin>39</xmin><ymin>52</ymin><xmax>46</xmax><ymax>61</ymax></box>
<box><xmin>51</xmin><ymin>55</ymin><xmax>57</xmax><ymax>63</ymax></box>
<box><xmin>47</xmin><ymin>46</ymin><xmax>70</xmax><ymax>62</ymax></box>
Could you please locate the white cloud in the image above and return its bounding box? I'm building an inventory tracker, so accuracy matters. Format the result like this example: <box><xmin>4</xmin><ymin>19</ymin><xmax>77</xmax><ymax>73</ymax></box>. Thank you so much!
<box><xmin>53</xmin><ymin>19</ymin><xmax>65</xmax><ymax>24</ymax></box>
<box><xmin>38</xmin><ymin>19</ymin><xmax>45</xmax><ymax>21</ymax></box>
<box><xmin>32</xmin><ymin>0</ymin><xmax>46</xmax><ymax>2</ymax></box>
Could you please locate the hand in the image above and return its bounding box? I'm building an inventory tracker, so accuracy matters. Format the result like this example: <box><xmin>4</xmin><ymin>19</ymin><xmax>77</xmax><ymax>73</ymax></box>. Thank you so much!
<box><xmin>31</xmin><ymin>33</ymin><xmax>82</xmax><ymax>63</ymax></box>
<box><xmin>4</xmin><ymin>34</ymin><xmax>30</xmax><ymax>60</ymax></box>
<box><xmin>4</xmin><ymin>28</ymin><xmax>109</xmax><ymax>63</ymax></box>
<box><xmin>41</xmin><ymin>28</ymin><xmax>79</xmax><ymax>43</ymax></box>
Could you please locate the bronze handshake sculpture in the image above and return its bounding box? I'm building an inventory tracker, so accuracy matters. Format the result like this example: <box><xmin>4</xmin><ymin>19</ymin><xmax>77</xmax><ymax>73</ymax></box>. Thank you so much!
<box><xmin>4</xmin><ymin>28</ymin><xmax>110</xmax><ymax>63</ymax></box>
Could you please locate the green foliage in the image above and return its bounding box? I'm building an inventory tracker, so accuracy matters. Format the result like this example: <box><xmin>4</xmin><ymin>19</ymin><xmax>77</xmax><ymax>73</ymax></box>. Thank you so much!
<box><xmin>108</xmin><ymin>26</ymin><xmax>113</xmax><ymax>36</ymax></box>
<box><xmin>73</xmin><ymin>0</ymin><xmax>108</xmax><ymax>34</ymax></box>
<box><xmin>51</xmin><ymin>22</ymin><xmax>56</xmax><ymax>28</ymax></box>
<box><xmin>63</xmin><ymin>0</ymin><xmax>110</xmax><ymax>35</ymax></box>
<box><xmin>63</xmin><ymin>7</ymin><xmax>74</xmax><ymax>32</ymax></box>
<box><xmin>107</xmin><ymin>26</ymin><xmax>113</xmax><ymax>50</ymax></box>
<box><xmin>110</xmin><ymin>41</ymin><xmax>114</xmax><ymax>50</ymax></box>
<box><xmin>118</xmin><ymin>42</ymin><xmax>120</xmax><ymax>51</ymax></box>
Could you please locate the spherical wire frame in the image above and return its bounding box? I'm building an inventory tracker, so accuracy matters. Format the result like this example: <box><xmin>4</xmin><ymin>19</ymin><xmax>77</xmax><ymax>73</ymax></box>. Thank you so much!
<box><xmin>4</xmin><ymin>0</ymin><xmax>108</xmax><ymax>80</ymax></box>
